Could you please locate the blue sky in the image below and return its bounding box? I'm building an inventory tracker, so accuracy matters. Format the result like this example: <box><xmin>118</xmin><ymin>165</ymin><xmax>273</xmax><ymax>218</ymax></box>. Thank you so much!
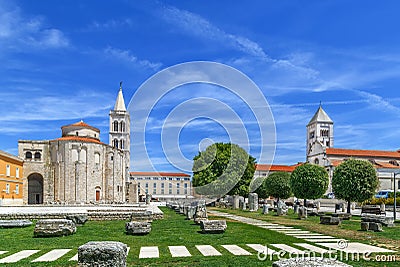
<box><xmin>1</xmin><ymin>0</ymin><xmax>400</xmax><ymax>173</ymax></box>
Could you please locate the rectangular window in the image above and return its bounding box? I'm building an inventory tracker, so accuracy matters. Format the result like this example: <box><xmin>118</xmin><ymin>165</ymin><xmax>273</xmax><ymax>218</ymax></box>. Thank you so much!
<box><xmin>169</xmin><ymin>177</ymin><xmax>173</xmax><ymax>180</ymax></box>
<box><xmin>169</xmin><ymin>183</ymin><xmax>172</xmax><ymax>188</ymax></box>
<box><xmin>184</xmin><ymin>183</ymin><xmax>188</xmax><ymax>188</ymax></box>
<box><xmin>161</xmin><ymin>189</ymin><xmax>164</xmax><ymax>194</ymax></box>
<box><xmin>138</xmin><ymin>183</ymin><xmax>141</xmax><ymax>192</ymax></box>
<box><xmin>16</xmin><ymin>167</ymin><xmax>19</xmax><ymax>178</ymax></box>
<box><xmin>161</xmin><ymin>183</ymin><xmax>164</xmax><ymax>188</ymax></box>
<box><xmin>6</xmin><ymin>184</ymin><xmax>10</xmax><ymax>194</ymax></box>
<box><xmin>184</xmin><ymin>189</ymin><xmax>188</xmax><ymax>195</ymax></box>
<box><xmin>177</xmin><ymin>183</ymin><xmax>180</xmax><ymax>188</ymax></box>
<box><xmin>145</xmin><ymin>188</ymin><xmax>148</xmax><ymax>194</ymax></box>
<box><xmin>153</xmin><ymin>183</ymin><xmax>156</xmax><ymax>188</ymax></box>
<box><xmin>153</xmin><ymin>188</ymin><xmax>156</xmax><ymax>194</ymax></box>
<box><xmin>145</xmin><ymin>183</ymin><xmax>148</xmax><ymax>188</ymax></box>
<box><xmin>6</xmin><ymin>165</ymin><xmax>10</xmax><ymax>176</ymax></box>
<box><xmin>169</xmin><ymin>189</ymin><xmax>172</xmax><ymax>194</ymax></box>
<box><xmin>15</xmin><ymin>184</ymin><xmax>19</xmax><ymax>194</ymax></box>
<box><xmin>177</xmin><ymin>189</ymin><xmax>180</xmax><ymax>195</ymax></box>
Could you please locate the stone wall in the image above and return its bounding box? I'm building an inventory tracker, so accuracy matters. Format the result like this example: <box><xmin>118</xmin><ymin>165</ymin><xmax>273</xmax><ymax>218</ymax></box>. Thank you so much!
<box><xmin>0</xmin><ymin>212</ymin><xmax>163</xmax><ymax>221</ymax></box>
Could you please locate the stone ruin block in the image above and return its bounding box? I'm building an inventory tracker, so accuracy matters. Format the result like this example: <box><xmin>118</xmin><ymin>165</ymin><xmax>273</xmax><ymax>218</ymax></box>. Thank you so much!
<box><xmin>332</xmin><ymin>213</ymin><xmax>352</xmax><ymax>220</ymax></box>
<box><xmin>298</xmin><ymin>206</ymin><xmax>307</xmax><ymax>220</ymax></box>
<box><xmin>78</xmin><ymin>241</ymin><xmax>127</xmax><ymax>267</ymax></box>
<box><xmin>34</xmin><ymin>219</ymin><xmax>76</xmax><ymax>237</ymax></box>
<box><xmin>66</xmin><ymin>214</ymin><xmax>88</xmax><ymax>225</ymax></box>
<box><xmin>248</xmin><ymin>193</ymin><xmax>259</xmax><ymax>211</ymax></box>
<box><xmin>319</xmin><ymin>216</ymin><xmax>341</xmax><ymax>225</ymax></box>
<box><xmin>200</xmin><ymin>220</ymin><xmax>227</xmax><ymax>234</ymax></box>
<box><xmin>361</xmin><ymin>215</ymin><xmax>394</xmax><ymax>227</ymax></box>
<box><xmin>368</xmin><ymin>222</ymin><xmax>383</xmax><ymax>232</ymax></box>
<box><xmin>360</xmin><ymin>222</ymin><xmax>369</xmax><ymax>231</ymax></box>
<box><xmin>130</xmin><ymin>211</ymin><xmax>153</xmax><ymax>222</ymax></box>
<box><xmin>0</xmin><ymin>219</ymin><xmax>32</xmax><ymax>228</ymax></box>
<box><xmin>125</xmin><ymin>221</ymin><xmax>151</xmax><ymax>235</ymax></box>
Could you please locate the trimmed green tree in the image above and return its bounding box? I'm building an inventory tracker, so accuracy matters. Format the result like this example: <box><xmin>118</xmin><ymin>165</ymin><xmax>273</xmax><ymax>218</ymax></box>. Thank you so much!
<box><xmin>290</xmin><ymin>163</ymin><xmax>329</xmax><ymax>207</ymax></box>
<box><xmin>192</xmin><ymin>143</ymin><xmax>256</xmax><ymax>197</ymax></box>
<box><xmin>332</xmin><ymin>159</ymin><xmax>378</xmax><ymax>213</ymax></box>
<box><xmin>256</xmin><ymin>171</ymin><xmax>292</xmax><ymax>202</ymax></box>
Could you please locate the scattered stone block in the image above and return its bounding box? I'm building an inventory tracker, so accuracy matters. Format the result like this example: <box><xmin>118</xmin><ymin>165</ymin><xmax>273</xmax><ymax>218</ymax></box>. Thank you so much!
<box><xmin>78</xmin><ymin>241</ymin><xmax>127</xmax><ymax>267</ymax></box>
<box><xmin>186</xmin><ymin>206</ymin><xmax>196</xmax><ymax>220</ymax></box>
<box><xmin>66</xmin><ymin>215</ymin><xmax>88</xmax><ymax>225</ymax></box>
<box><xmin>361</xmin><ymin>215</ymin><xmax>394</xmax><ymax>227</ymax></box>
<box><xmin>125</xmin><ymin>221</ymin><xmax>151</xmax><ymax>235</ymax></box>
<box><xmin>369</xmin><ymin>222</ymin><xmax>383</xmax><ymax>232</ymax></box>
<box><xmin>233</xmin><ymin>195</ymin><xmax>240</xmax><ymax>209</ymax></box>
<box><xmin>272</xmin><ymin>257</ymin><xmax>351</xmax><ymax>267</ymax></box>
<box><xmin>262</xmin><ymin>204</ymin><xmax>269</xmax><ymax>214</ymax></box>
<box><xmin>194</xmin><ymin>204</ymin><xmax>208</xmax><ymax>224</ymax></box>
<box><xmin>332</xmin><ymin>213</ymin><xmax>352</xmax><ymax>220</ymax></box>
<box><xmin>130</xmin><ymin>211</ymin><xmax>153</xmax><ymax>222</ymax></box>
<box><xmin>320</xmin><ymin>216</ymin><xmax>341</xmax><ymax>225</ymax></box>
<box><xmin>34</xmin><ymin>219</ymin><xmax>76</xmax><ymax>237</ymax></box>
<box><xmin>298</xmin><ymin>207</ymin><xmax>307</xmax><ymax>220</ymax></box>
<box><xmin>277</xmin><ymin>200</ymin><xmax>288</xmax><ymax>216</ymax></box>
<box><xmin>248</xmin><ymin>193</ymin><xmax>259</xmax><ymax>211</ymax></box>
<box><xmin>360</xmin><ymin>222</ymin><xmax>369</xmax><ymax>231</ymax></box>
<box><xmin>0</xmin><ymin>220</ymin><xmax>32</xmax><ymax>228</ymax></box>
<box><xmin>200</xmin><ymin>220</ymin><xmax>227</xmax><ymax>234</ymax></box>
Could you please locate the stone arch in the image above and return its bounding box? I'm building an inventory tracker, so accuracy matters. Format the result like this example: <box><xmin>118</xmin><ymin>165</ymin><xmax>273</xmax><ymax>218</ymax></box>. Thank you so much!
<box><xmin>28</xmin><ymin>173</ymin><xmax>43</xmax><ymax>204</ymax></box>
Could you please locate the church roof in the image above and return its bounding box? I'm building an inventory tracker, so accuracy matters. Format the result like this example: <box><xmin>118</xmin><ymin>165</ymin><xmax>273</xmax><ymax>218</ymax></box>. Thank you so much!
<box><xmin>114</xmin><ymin>87</ymin><xmax>127</xmax><ymax>111</ymax></box>
<box><xmin>256</xmin><ymin>163</ymin><xmax>303</xmax><ymax>172</ymax></box>
<box><xmin>307</xmin><ymin>105</ymin><xmax>333</xmax><ymax>126</ymax></box>
<box><xmin>329</xmin><ymin>159</ymin><xmax>400</xmax><ymax>169</ymax></box>
<box><xmin>61</xmin><ymin>120</ymin><xmax>100</xmax><ymax>133</ymax></box>
<box><xmin>326</xmin><ymin>147</ymin><xmax>400</xmax><ymax>159</ymax></box>
<box><xmin>55</xmin><ymin>136</ymin><xmax>105</xmax><ymax>144</ymax></box>
<box><xmin>130</xmin><ymin>172</ymin><xmax>191</xmax><ymax>177</ymax></box>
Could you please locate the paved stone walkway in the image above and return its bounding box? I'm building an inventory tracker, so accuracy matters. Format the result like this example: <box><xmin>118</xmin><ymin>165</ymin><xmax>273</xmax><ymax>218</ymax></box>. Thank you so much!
<box><xmin>208</xmin><ymin>210</ymin><xmax>396</xmax><ymax>254</ymax></box>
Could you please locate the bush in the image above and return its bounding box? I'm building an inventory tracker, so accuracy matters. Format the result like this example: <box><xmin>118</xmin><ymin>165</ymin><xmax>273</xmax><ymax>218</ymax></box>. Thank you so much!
<box><xmin>364</xmin><ymin>197</ymin><xmax>400</xmax><ymax>205</ymax></box>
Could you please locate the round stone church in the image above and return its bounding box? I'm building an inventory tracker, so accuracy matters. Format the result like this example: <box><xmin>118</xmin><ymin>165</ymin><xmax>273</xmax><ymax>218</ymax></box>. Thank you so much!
<box><xmin>18</xmin><ymin>87</ymin><xmax>134</xmax><ymax>204</ymax></box>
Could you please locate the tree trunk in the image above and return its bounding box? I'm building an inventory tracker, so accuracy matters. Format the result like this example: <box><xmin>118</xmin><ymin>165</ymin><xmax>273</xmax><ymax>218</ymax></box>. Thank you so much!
<box><xmin>347</xmin><ymin>200</ymin><xmax>351</xmax><ymax>214</ymax></box>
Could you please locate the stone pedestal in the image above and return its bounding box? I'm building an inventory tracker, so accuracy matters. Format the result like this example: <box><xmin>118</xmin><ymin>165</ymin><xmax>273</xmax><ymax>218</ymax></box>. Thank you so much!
<box><xmin>262</xmin><ymin>204</ymin><xmax>269</xmax><ymax>214</ymax></box>
<box><xmin>276</xmin><ymin>200</ymin><xmax>288</xmax><ymax>216</ymax></box>
<box><xmin>233</xmin><ymin>195</ymin><xmax>240</xmax><ymax>209</ymax></box>
<box><xmin>194</xmin><ymin>204</ymin><xmax>208</xmax><ymax>224</ymax></box>
<box><xmin>298</xmin><ymin>207</ymin><xmax>307</xmax><ymax>219</ymax></box>
<box><xmin>78</xmin><ymin>241</ymin><xmax>127</xmax><ymax>267</ymax></box>
<box><xmin>361</xmin><ymin>222</ymin><xmax>369</xmax><ymax>231</ymax></box>
<box><xmin>125</xmin><ymin>221</ymin><xmax>151</xmax><ymax>235</ymax></box>
<box><xmin>248</xmin><ymin>193</ymin><xmax>258</xmax><ymax>212</ymax></box>
<box><xmin>34</xmin><ymin>219</ymin><xmax>76</xmax><ymax>237</ymax></box>
<box><xmin>200</xmin><ymin>220</ymin><xmax>227</xmax><ymax>234</ymax></box>
<box><xmin>320</xmin><ymin>216</ymin><xmax>341</xmax><ymax>225</ymax></box>
<box><xmin>369</xmin><ymin>222</ymin><xmax>383</xmax><ymax>232</ymax></box>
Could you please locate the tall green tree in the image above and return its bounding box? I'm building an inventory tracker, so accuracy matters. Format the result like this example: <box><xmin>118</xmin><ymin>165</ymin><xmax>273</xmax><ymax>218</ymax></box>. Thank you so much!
<box><xmin>192</xmin><ymin>143</ymin><xmax>256</xmax><ymax>197</ymax></box>
<box><xmin>332</xmin><ymin>159</ymin><xmax>378</xmax><ymax>213</ymax></box>
<box><xmin>290</xmin><ymin>163</ymin><xmax>329</xmax><ymax>206</ymax></box>
<box><xmin>256</xmin><ymin>171</ymin><xmax>292</xmax><ymax>201</ymax></box>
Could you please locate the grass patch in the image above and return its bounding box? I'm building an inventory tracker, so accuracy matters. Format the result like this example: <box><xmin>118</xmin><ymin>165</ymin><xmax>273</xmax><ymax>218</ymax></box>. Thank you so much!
<box><xmin>1</xmin><ymin>207</ymin><xmax>398</xmax><ymax>266</ymax></box>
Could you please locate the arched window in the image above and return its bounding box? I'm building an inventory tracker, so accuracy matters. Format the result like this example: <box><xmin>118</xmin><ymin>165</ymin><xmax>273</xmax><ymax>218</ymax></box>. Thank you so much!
<box><xmin>26</xmin><ymin>151</ymin><xmax>32</xmax><ymax>159</ymax></box>
<box><xmin>113</xmin><ymin>121</ymin><xmax>119</xmax><ymax>132</ymax></box>
<box><xmin>34</xmin><ymin>152</ymin><xmax>41</xmax><ymax>160</ymax></box>
<box><xmin>314</xmin><ymin>158</ymin><xmax>319</xmax><ymax>165</ymax></box>
<box><xmin>113</xmin><ymin>139</ymin><xmax>119</xmax><ymax>148</ymax></box>
<box><xmin>120</xmin><ymin>121</ymin><xmax>125</xmax><ymax>132</ymax></box>
<box><xmin>120</xmin><ymin>140</ymin><xmax>124</xmax><ymax>149</ymax></box>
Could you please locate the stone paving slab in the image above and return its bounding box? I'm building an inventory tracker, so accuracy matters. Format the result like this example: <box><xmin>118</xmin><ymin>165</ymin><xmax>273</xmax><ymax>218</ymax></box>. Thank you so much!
<box><xmin>195</xmin><ymin>245</ymin><xmax>222</xmax><ymax>256</ymax></box>
<box><xmin>286</xmin><ymin>233</ymin><xmax>322</xmax><ymax>236</ymax></box>
<box><xmin>0</xmin><ymin>251</ymin><xmax>7</xmax><ymax>255</ymax></box>
<box><xmin>246</xmin><ymin>244</ymin><xmax>276</xmax><ymax>255</ymax></box>
<box><xmin>317</xmin><ymin>242</ymin><xmax>396</xmax><ymax>253</ymax></box>
<box><xmin>276</xmin><ymin>230</ymin><xmax>310</xmax><ymax>234</ymax></box>
<box><xmin>221</xmin><ymin>245</ymin><xmax>252</xmax><ymax>256</ymax></box>
<box><xmin>305</xmin><ymin>239</ymin><xmax>343</xmax><ymax>243</ymax></box>
<box><xmin>298</xmin><ymin>235</ymin><xmax>336</xmax><ymax>239</ymax></box>
<box><xmin>271</xmin><ymin>244</ymin><xmax>305</xmax><ymax>255</ymax></box>
<box><xmin>168</xmin><ymin>246</ymin><xmax>191</xmax><ymax>257</ymax></box>
<box><xmin>294</xmin><ymin>243</ymin><xmax>336</xmax><ymax>254</ymax></box>
<box><xmin>69</xmin><ymin>253</ymin><xmax>78</xmax><ymax>261</ymax></box>
<box><xmin>31</xmin><ymin>249</ymin><xmax>71</xmax><ymax>262</ymax></box>
<box><xmin>139</xmin><ymin>246</ymin><xmax>159</xmax><ymax>259</ymax></box>
<box><xmin>0</xmin><ymin>250</ymin><xmax>40</xmax><ymax>263</ymax></box>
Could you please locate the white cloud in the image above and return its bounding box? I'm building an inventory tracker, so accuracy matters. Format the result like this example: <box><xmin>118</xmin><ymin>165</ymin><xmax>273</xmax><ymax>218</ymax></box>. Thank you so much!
<box><xmin>85</xmin><ymin>18</ymin><xmax>133</xmax><ymax>31</ymax></box>
<box><xmin>104</xmin><ymin>47</ymin><xmax>162</xmax><ymax>71</ymax></box>
<box><xmin>0</xmin><ymin>2</ymin><xmax>69</xmax><ymax>49</ymax></box>
<box><xmin>160</xmin><ymin>5</ymin><xmax>269</xmax><ymax>60</ymax></box>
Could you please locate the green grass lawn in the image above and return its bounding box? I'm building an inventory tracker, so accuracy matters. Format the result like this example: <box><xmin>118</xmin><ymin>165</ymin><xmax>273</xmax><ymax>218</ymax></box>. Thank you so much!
<box><xmin>0</xmin><ymin>207</ymin><xmax>399</xmax><ymax>266</ymax></box>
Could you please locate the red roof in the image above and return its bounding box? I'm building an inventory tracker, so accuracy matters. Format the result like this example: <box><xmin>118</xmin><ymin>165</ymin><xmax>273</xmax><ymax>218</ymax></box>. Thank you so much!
<box><xmin>329</xmin><ymin>159</ymin><xmax>400</xmax><ymax>169</ymax></box>
<box><xmin>130</xmin><ymin>172</ymin><xmax>191</xmax><ymax>177</ymax></box>
<box><xmin>256</xmin><ymin>163</ymin><xmax>302</xmax><ymax>172</ymax></box>
<box><xmin>55</xmin><ymin>136</ymin><xmax>105</xmax><ymax>145</ymax></box>
<box><xmin>61</xmin><ymin>121</ymin><xmax>100</xmax><ymax>132</ymax></box>
<box><xmin>326</xmin><ymin>148</ymin><xmax>400</xmax><ymax>159</ymax></box>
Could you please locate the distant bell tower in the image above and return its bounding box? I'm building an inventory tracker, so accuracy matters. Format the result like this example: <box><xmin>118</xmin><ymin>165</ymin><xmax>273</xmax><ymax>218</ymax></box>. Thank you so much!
<box><xmin>109</xmin><ymin>82</ymin><xmax>131</xmax><ymax>173</ymax></box>
<box><xmin>306</xmin><ymin>104</ymin><xmax>334</xmax><ymax>160</ymax></box>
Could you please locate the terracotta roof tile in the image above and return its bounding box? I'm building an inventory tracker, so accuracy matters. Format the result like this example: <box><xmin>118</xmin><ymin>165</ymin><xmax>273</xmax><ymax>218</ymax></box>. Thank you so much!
<box><xmin>55</xmin><ymin>136</ymin><xmax>105</xmax><ymax>145</ymax></box>
<box><xmin>61</xmin><ymin>120</ymin><xmax>100</xmax><ymax>132</ymax></box>
<box><xmin>256</xmin><ymin>163</ymin><xmax>302</xmax><ymax>172</ymax></box>
<box><xmin>326</xmin><ymin>148</ymin><xmax>400</xmax><ymax>159</ymax></box>
<box><xmin>130</xmin><ymin>172</ymin><xmax>191</xmax><ymax>177</ymax></box>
